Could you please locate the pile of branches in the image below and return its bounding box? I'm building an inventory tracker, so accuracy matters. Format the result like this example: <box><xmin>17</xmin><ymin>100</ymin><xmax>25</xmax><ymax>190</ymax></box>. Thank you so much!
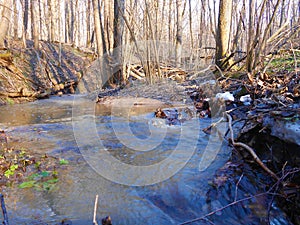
<box><xmin>126</xmin><ymin>63</ymin><xmax>187</xmax><ymax>83</ymax></box>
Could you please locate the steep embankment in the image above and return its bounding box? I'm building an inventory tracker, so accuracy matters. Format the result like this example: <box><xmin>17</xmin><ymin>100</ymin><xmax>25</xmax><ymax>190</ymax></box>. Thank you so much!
<box><xmin>0</xmin><ymin>40</ymin><xmax>93</xmax><ymax>105</ymax></box>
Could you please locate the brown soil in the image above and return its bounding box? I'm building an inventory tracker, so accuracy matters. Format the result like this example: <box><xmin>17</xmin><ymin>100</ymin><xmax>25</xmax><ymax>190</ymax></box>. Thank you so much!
<box><xmin>0</xmin><ymin>40</ymin><xmax>93</xmax><ymax>105</ymax></box>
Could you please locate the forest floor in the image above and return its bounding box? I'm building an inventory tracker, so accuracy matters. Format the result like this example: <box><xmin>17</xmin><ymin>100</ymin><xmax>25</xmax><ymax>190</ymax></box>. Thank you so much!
<box><xmin>0</xmin><ymin>41</ymin><xmax>300</xmax><ymax>224</ymax></box>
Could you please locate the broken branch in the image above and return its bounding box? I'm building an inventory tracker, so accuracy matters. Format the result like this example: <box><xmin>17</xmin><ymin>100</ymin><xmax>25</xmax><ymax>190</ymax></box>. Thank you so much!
<box><xmin>226</xmin><ymin>112</ymin><xmax>279</xmax><ymax>181</ymax></box>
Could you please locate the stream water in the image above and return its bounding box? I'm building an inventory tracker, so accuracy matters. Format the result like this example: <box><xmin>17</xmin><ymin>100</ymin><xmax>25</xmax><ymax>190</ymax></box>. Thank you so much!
<box><xmin>0</xmin><ymin>95</ymin><xmax>293</xmax><ymax>225</ymax></box>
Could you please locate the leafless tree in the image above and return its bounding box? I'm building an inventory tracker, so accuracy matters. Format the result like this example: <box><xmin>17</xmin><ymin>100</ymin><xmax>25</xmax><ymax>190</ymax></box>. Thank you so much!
<box><xmin>215</xmin><ymin>0</ymin><xmax>233</xmax><ymax>70</ymax></box>
<box><xmin>0</xmin><ymin>0</ymin><xmax>13</xmax><ymax>48</ymax></box>
<box><xmin>31</xmin><ymin>0</ymin><xmax>39</xmax><ymax>49</ymax></box>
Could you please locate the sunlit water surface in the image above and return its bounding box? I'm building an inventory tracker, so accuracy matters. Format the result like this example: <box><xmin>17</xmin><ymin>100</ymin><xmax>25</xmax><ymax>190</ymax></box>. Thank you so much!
<box><xmin>0</xmin><ymin>95</ymin><xmax>292</xmax><ymax>225</ymax></box>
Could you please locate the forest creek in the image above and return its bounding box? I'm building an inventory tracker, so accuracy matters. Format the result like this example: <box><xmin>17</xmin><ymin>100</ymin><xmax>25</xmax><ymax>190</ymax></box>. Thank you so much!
<box><xmin>0</xmin><ymin>0</ymin><xmax>300</xmax><ymax>223</ymax></box>
<box><xmin>0</xmin><ymin>39</ymin><xmax>299</xmax><ymax>225</ymax></box>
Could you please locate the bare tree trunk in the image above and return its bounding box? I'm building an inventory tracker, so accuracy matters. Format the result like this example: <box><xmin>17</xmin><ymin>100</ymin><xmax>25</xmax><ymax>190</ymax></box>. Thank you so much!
<box><xmin>23</xmin><ymin>0</ymin><xmax>29</xmax><ymax>41</ymax></box>
<box><xmin>168</xmin><ymin>0</ymin><xmax>172</xmax><ymax>43</ymax></box>
<box><xmin>158</xmin><ymin>0</ymin><xmax>166</xmax><ymax>40</ymax></box>
<box><xmin>48</xmin><ymin>0</ymin><xmax>55</xmax><ymax>42</ymax></box>
<box><xmin>74</xmin><ymin>0</ymin><xmax>79</xmax><ymax>45</ymax></box>
<box><xmin>38</xmin><ymin>0</ymin><xmax>43</xmax><ymax>39</ymax></box>
<box><xmin>13</xmin><ymin>0</ymin><xmax>18</xmax><ymax>40</ymax></box>
<box><xmin>188</xmin><ymin>0</ymin><xmax>193</xmax><ymax>48</ymax></box>
<box><xmin>92</xmin><ymin>0</ymin><xmax>102</xmax><ymax>56</ymax></box>
<box><xmin>31</xmin><ymin>0</ymin><xmax>39</xmax><ymax>49</ymax></box>
<box><xmin>65</xmin><ymin>0</ymin><xmax>70</xmax><ymax>43</ymax></box>
<box><xmin>86</xmin><ymin>0</ymin><xmax>91</xmax><ymax>47</ymax></box>
<box><xmin>0</xmin><ymin>0</ymin><xmax>13</xmax><ymax>48</ymax></box>
<box><xmin>246</xmin><ymin>0</ymin><xmax>255</xmax><ymax>72</ymax></box>
<box><xmin>70</xmin><ymin>0</ymin><xmax>75</xmax><ymax>43</ymax></box>
<box><xmin>112</xmin><ymin>0</ymin><xmax>125</xmax><ymax>85</ymax></box>
<box><xmin>215</xmin><ymin>0</ymin><xmax>233</xmax><ymax>70</ymax></box>
<box><xmin>175</xmin><ymin>0</ymin><xmax>183</xmax><ymax>67</ymax></box>
<box><xmin>207</xmin><ymin>0</ymin><xmax>216</xmax><ymax>38</ymax></box>
<box><xmin>279</xmin><ymin>0</ymin><xmax>286</xmax><ymax>26</ymax></box>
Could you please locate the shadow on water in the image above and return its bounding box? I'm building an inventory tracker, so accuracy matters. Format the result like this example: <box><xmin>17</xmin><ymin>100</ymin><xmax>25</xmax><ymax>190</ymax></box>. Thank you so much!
<box><xmin>0</xmin><ymin>95</ymin><xmax>293</xmax><ymax>225</ymax></box>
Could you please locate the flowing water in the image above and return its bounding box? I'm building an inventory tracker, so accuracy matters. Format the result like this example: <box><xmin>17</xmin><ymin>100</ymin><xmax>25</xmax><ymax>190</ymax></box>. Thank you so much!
<box><xmin>0</xmin><ymin>95</ymin><xmax>292</xmax><ymax>225</ymax></box>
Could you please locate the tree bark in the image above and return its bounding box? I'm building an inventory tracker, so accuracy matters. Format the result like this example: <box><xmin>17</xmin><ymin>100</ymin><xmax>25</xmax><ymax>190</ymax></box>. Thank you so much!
<box><xmin>175</xmin><ymin>0</ymin><xmax>183</xmax><ymax>67</ymax></box>
<box><xmin>112</xmin><ymin>0</ymin><xmax>125</xmax><ymax>85</ymax></box>
<box><xmin>31</xmin><ymin>0</ymin><xmax>39</xmax><ymax>49</ymax></box>
<box><xmin>215</xmin><ymin>0</ymin><xmax>233</xmax><ymax>70</ymax></box>
<box><xmin>168</xmin><ymin>0</ymin><xmax>172</xmax><ymax>44</ymax></box>
<box><xmin>47</xmin><ymin>0</ymin><xmax>55</xmax><ymax>42</ymax></box>
<box><xmin>86</xmin><ymin>0</ymin><xmax>91</xmax><ymax>47</ymax></box>
<box><xmin>246</xmin><ymin>0</ymin><xmax>255</xmax><ymax>72</ymax></box>
<box><xmin>23</xmin><ymin>0</ymin><xmax>29</xmax><ymax>40</ymax></box>
<box><xmin>92</xmin><ymin>0</ymin><xmax>102</xmax><ymax>56</ymax></box>
<box><xmin>65</xmin><ymin>0</ymin><xmax>70</xmax><ymax>43</ymax></box>
<box><xmin>13</xmin><ymin>0</ymin><xmax>18</xmax><ymax>40</ymax></box>
<box><xmin>0</xmin><ymin>0</ymin><xmax>13</xmax><ymax>48</ymax></box>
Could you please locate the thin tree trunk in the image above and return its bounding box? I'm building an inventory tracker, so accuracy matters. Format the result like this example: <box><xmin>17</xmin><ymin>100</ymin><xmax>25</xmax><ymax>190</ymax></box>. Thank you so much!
<box><xmin>38</xmin><ymin>0</ymin><xmax>43</xmax><ymax>39</ymax></box>
<box><xmin>168</xmin><ymin>0</ymin><xmax>172</xmax><ymax>43</ymax></box>
<box><xmin>175</xmin><ymin>0</ymin><xmax>183</xmax><ymax>67</ymax></box>
<box><xmin>23</xmin><ymin>0</ymin><xmax>29</xmax><ymax>40</ymax></box>
<box><xmin>112</xmin><ymin>0</ymin><xmax>125</xmax><ymax>84</ymax></box>
<box><xmin>246</xmin><ymin>0</ymin><xmax>255</xmax><ymax>72</ymax></box>
<box><xmin>65</xmin><ymin>0</ymin><xmax>69</xmax><ymax>43</ymax></box>
<box><xmin>48</xmin><ymin>0</ymin><xmax>55</xmax><ymax>42</ymax></box>
<box><xmin>279</xmin><ymin>0</ymin><xmax>286</xmax><ymax>26</ymax></box>
<box><xmin>188</xmin><ymin>0</ymin><xmax>193</xmax><ymax>49</ymax></box>
<box><xmin>215</xmin><ymin>0</ymin><xmax>233</xmax><ymax>70</ymax></box>
<box><xmin>86</xmin><ymin>0</ymin><xmax>91</xmax><ymax>47</ymax></box>
<box><xmin>0</xmin><ymin>0</ymin><xmax>13</xmax><ymax>48</ymax></box>
<box><xmin>13</xmin><ymin>0</ymin><xmax>18</xmax><ymax>40</ymax></box>
<box><xmin>70</xmin><ymin>0</ymin><xmax>75</xmax><ymax>43</ymax></box>
<box><xmin>92</xmin><ymin>0</ymin><xmax>102</xmax><ymax>56</ymax></box>
<box><xmin>31</xmin><ymin>0</ymin><xmax>39</xmax><ymax>49</ymax></box>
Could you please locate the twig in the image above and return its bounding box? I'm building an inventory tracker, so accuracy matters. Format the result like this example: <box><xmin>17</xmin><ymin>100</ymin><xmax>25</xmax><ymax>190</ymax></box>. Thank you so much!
<box><xmin>202</xmin><ymin>117</ymin><xmax>226</xmax><ymax>135</ymax></box>
<box><xmin>226</xmin><ymin>112</ymin><xmax>279</xmax><ymax>181</ymax></box>
<box><xmin>0</xmin><ymin>194</ymin><xmax>9</xmax><ymax>225</ymax></box>
<box><xmin>179</xmin><ymin>192</ymin><xmax>270</xmax><ymax>225</ymax></box>
<box><xmin>93</xmin><ymin>195</ymin><xmax>99</xmax><ymax>225</ymax></box>
<box><xmin>180</xmin><ymin>168</ymin><xmax>299</xmax><ymax>225</ymax></box>
<box><xmin>234</xmin><ymin>174</ymin><xmax>244</xmax><ymax>202</ymax></box>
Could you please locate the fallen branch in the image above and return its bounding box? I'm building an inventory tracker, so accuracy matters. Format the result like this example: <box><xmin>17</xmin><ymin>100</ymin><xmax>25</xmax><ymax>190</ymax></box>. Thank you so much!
<box><xmin>129</xmin><ymin>71</ymin><xmax>143</xmax><ymax>80</ymax></box>
<box><xmin>226</xmin><ymin>112</ymin><xmax>279</xmax><ymax>181</ymax></box>
<box><xmin>0</xmin><ymin>194</ymin><xmax>9</xmax><ymax>225</ymax></box>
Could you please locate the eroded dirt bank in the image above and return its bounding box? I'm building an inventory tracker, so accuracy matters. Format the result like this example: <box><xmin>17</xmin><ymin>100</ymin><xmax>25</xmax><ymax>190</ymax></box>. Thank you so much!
<box><xmin>0</xmin><ymin>40</ymin><xmax>93</xmax><ymax>105</ymax></box>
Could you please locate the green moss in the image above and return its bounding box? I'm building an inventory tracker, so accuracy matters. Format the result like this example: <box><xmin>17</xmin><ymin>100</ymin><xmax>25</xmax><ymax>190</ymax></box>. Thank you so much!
<box><xmin>267</xmin><ymin>52</ymin><xmax>300</xmax><ymax>72</ymax></box>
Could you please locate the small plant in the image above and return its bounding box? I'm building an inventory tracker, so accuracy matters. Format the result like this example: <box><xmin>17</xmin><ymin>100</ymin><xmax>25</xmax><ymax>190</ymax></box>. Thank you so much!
<box><xmin>4</xmin><ymin>164</ymin><xmax>18</xmax><ymax>178</ymax></box>
<box><xmin>18</xmin><ymin>170</ymin><xmax>59</xmax><ymax>191</ymax></box>
<box><xmin>59</xmin><ymin>159</ymin><xmax>69</xmax><ymax>165</ymax></box>
<box><xmin>1</xmin><ymin>145</ymin><xmax>68</xmax><ymax>191</ymax></box>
